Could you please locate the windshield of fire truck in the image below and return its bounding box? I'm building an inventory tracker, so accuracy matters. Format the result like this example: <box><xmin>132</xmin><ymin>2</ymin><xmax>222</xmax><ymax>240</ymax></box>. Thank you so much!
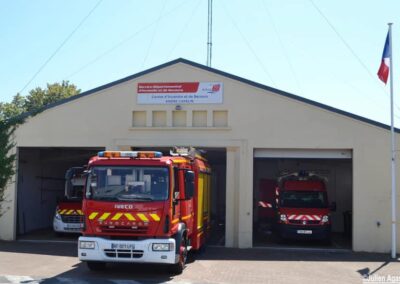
<box><xmin>280</xmin><ymin>191</ymin><xmax>328</xmax><ymax>208</ymax></box>
<box><xmin>87</xmin><ymin>166</ymin><xmax>169</xmax><ymax>202</ymax></box>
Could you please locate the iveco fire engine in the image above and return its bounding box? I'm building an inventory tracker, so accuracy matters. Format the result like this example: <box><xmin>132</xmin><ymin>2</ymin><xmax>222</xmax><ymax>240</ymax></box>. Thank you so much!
<box><xmin>275</xmin><ymin>171</ymin><xmax>335</xmax><ymax>240</ymax></box>
<box><xmin>53</xmin><ymin>167</ymin><xmax>85</xmax><ymax>234</ymax></box>
<box><xmin>78</xmin><ymin>148</ymin><xmax>211</xmax><ymax>273</ymax></box>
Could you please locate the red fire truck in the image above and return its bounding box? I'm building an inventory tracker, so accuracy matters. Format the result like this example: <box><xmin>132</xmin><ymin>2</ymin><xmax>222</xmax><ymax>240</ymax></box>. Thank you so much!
<box><xmin>78</xmin><ymin>149</ymin><xmax>211</xmax><ymax>273</ymax></box>
<box><xmin>275</xmin><ymin>171</ymin><xmax>335</xmax><ymax>241</ymax></box>
<box><xmin>53</xmin><ymin>167</ymin><xmax>85</xmax><ymax>234</ymax></box>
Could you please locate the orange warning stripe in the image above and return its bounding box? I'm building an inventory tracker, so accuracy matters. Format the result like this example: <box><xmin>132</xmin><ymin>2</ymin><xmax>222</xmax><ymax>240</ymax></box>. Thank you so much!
<box><xmin>182</xmin><ymin>214</ymin><xmax>192</xmax><ymax>221</ymax></box>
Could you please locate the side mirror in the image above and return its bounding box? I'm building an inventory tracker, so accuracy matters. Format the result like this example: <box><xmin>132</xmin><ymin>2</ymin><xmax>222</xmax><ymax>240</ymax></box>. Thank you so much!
<box><xmin>184</xmin><ymin>171</ymin><xmax>195</xmax><ymax>199</ymax></box>
<box><xmin>85</xmin><ymin>175</ymin><xmax>96</xmax><ymax>199</ymax></box>
<box><xmin>330</xmin><ymin>202</ymin><xmax>337</xmax><ymax>212</ymax></box>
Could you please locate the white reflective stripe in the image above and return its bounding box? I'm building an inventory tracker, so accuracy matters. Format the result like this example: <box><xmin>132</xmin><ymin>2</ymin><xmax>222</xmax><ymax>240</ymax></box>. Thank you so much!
<box><xmin>258</xmin><ymin>201</ymin><xmax>272</xmax><ymax>208</ymax></box>
<box><xmin>287</xmin><ymin>214</ymin><xmax>323</xmax><ymax>221</ymax></box>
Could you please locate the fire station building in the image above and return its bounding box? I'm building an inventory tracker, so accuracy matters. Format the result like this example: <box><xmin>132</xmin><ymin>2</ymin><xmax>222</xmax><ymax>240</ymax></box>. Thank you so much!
<box><xmin>0</xmin><ymin>58</ymin><xmax>399</xmax><ymax>253</ymax></box>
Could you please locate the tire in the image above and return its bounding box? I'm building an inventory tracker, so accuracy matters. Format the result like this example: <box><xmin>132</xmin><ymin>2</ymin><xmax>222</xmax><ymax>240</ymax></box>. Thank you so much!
<box><xmin>169</xmin><ymin>236</ymin><xmax>187</xmax><ymax>274</ymax></box>
<box><xmin>86</xmin><ymin>261</ymin><xmax>106</xmax><ymax>271</ymax></box>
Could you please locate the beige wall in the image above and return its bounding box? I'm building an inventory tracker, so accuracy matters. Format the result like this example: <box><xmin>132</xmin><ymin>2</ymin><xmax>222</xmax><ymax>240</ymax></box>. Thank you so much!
<box><xmin>1</xmin><ymin>62</ymin><xmax>399</xmax><ymax>253</ymax></box>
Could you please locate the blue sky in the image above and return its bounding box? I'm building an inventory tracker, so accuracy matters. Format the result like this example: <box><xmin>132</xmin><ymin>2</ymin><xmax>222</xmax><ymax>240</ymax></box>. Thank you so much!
<box><xmin>1</xmin><ymin>0</ymin><xmax>399</xmax><ymax>125</ymax></box>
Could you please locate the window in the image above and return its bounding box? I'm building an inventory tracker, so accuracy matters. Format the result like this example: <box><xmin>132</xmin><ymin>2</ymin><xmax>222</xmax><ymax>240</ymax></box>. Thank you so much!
<box><xmin>87</xmin><ymin>166</ymin><xmax>169</xmax><ymax>202</ymax></box>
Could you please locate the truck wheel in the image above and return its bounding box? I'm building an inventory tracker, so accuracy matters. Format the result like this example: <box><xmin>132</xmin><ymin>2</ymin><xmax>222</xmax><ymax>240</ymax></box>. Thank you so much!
<box><xmin>169</xmin><ymin>237</ymin><xmax>187</xmax><ymax>274</ymax></box>
<box><xmin>86</xmin><ymin>261</ymin><xmax>106</xmax><ymax>271</ymax></box>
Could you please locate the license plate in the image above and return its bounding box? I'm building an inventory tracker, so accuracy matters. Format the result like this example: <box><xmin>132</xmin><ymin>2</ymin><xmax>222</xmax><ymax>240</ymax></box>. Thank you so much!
<box><xmin>65</xmin><ymin>223</ymin><xmax>81</xmax><ymax>229</ymax></box>
<box><xmin>297</xmin><ymin>230</ymin><xmax>312</xmax><ymax>234</ymax></box>
<box><xmin>111</xmin><ymin>243</ymin><xmax>135</xmax><ymax>250</ymax></box>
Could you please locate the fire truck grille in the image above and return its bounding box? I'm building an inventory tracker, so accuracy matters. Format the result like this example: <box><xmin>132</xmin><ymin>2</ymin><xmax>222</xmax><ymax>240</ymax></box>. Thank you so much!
<box><xmin>289</xmin><ymin>220</ymin><xmax>320</xmax><ymax>225</ymax></box>
<box><xmin>100</xmin><ymin>226</ymin><xmax>148</xmax><ymax>234</ymax></box>
<box><xmin>103</xmin><ymin>249</ymin><xmax>144</xmax><ymax>259</ymax></box>
<box><xmin>61</xmin><ymin>215</ymin><xmax>83</xmax><ymax>223</ymax></box>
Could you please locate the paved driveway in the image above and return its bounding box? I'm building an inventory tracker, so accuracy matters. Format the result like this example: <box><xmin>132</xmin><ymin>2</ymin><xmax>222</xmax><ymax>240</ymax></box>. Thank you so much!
<box><xmin>0</xmin><ymin>241</ymin><xmax>399</xmax><ymax>283</ymax></box>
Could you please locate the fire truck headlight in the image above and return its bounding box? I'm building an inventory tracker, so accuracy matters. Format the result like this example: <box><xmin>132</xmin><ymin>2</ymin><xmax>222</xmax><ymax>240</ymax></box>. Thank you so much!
<box><xmin>55</xmin><ymin>212</ymin><xmax>61</xmax><ymax>220</ymax></box>
<box><xmin>152</xmin><ymin>243</ymin><xmax>172</xmax><ymax>251</ymax></box>
<box><xmin>79</xmin><ymin>241</ymin><xmax>95</xmax><ymax>249</ymax></box>
<box><xmin>280</xmin><ymin>214</ymin><xmax>287</xmax><ymax>222</ymax></box>
<box><xmin>322</xmin><ymin>215</ymin><xmax>329</xmax><ymax>223</ymax></box>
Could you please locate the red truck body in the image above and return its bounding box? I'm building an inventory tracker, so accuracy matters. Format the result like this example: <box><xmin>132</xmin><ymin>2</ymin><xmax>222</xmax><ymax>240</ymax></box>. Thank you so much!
<box><xmin>78</xmin><ymin>150</ymin><xmax>211</xmax><ymax>273</ymax></box>
<box><xmin>275</xmin><ymin>172</ymin><xmax>332</xmax><ymax>240</ymax></box>
<box><xmin>53</xmin><ymin>167</ymin><xmax>85</xmax><ymax>233</ymax></box>
<box><xmin>257</xmin><ymin>179</ymin><xmax>277</xmax><ymax>220</ymax></box>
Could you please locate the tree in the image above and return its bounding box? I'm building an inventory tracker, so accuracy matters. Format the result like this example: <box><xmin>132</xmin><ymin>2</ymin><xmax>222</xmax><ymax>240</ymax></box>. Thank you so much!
<box><xmin>0</xmin><ymin>94</ymin><xmax>26</xmax><ymax>122</ymax></box>
<box><xmin>24</xmin><ymin>81</ymin><xmax>80</xmax><ymax>113</ymax></box>
<box><xmin>0</xmin><ymin>81</ymin><xmax>80</xmax><ymax>216</ymax></box>
<box><xmin>0</xmin><ymin>81</ymin><xmax>80</xmax><ymax>121</ymax></box>
<box><xmin>0</xmin><ymin>120</ymin><xmax>18</xmax><ymax>216</ymax></box>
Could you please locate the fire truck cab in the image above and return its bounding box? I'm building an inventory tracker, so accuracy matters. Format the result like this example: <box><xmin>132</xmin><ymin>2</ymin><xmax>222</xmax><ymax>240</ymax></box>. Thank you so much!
<box><xmin>53</xmin><ymin>167</ymin><xmax>85</xmax><ymax>234</ymax></box>
<box><xmin>275</xmin><ymin>171</ymin><xmax>335</xmax><ymax>241</ymax></box>
<box><xmin>78</xmin><ymin>149</ymin><xmax>211</xmax><ymax>274</ymax></box>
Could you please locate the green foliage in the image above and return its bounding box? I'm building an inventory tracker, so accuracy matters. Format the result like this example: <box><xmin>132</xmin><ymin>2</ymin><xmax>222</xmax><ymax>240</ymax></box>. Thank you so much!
<box><xmin>0</xmin><ymin>81</ymin><xmax>80</xmax><ymax>121</ymax></box>
<box><xmin>0</xmin><ymin>81</ymin><xmax>80</xmax><ymax>216</ymax></box>
<box><xmin>0</xmin><ymin>119</ymin><xmax>20</xmax><ymax>216</ymax></box>
<box><xmin>0</xmin><ymin>94</ymin><xmax>27</xmax><ymax>121</ymax></box>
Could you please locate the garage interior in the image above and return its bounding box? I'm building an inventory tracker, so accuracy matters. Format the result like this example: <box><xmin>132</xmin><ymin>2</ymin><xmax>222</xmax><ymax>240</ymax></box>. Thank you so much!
<box><xmin>253</xmin><ymin>151</ymin><xmax>352</xmax><ymax>249</ymax></box>
<box><xmin>16</xmin><ymin>146</ymin><xmax>226</xmax><ymax>244</ymax></box>
<box><xmin>16</xmin><ymin>147</ymin><xmax>103</xmax><ymax>239</ymax></box>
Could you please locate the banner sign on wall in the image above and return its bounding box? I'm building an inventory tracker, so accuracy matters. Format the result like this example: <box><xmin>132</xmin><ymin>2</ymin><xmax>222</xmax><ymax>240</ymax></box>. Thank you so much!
<box><xmin>137</xmin><ymin>82</ymin><xmax>223</xmax><ymax>104</ymax></box>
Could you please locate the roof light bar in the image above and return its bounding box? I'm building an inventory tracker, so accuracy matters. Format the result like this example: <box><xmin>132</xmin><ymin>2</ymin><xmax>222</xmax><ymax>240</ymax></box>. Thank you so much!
<box><xmin>137</xmin><ymin>151</ymin><xmax>162</xmax><ymax>158</ymax></box>
<box><xmin>98</xmin><ymin>151</ymin><xmax>162</xmax><ymax>158</ymax></box>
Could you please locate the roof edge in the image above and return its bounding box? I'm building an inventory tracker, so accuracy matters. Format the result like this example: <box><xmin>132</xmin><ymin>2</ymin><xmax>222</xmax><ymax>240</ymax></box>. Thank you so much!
<box><xmin>17</xmin><ymin>57</ymin><xmax>399</xmax><ymax>133</ymax></box>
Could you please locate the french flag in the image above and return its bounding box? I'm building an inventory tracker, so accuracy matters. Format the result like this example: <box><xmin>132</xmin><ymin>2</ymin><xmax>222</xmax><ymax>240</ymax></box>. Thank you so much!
<box><xmin>377</xmin><ymin>32</ymin><xmax>391</xmax><ymax>84</ymax></box>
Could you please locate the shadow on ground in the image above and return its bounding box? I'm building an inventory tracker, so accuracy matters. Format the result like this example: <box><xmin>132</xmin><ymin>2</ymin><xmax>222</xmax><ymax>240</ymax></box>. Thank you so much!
<box><xmin>1</xmin><ymin>240</ymin><xmax>399</xmax><ymax>283</ymax></box>
<box><xmin>38</xmin><ymin>261</ymin><xmax>177</xmax><ymax>283</ymax></box>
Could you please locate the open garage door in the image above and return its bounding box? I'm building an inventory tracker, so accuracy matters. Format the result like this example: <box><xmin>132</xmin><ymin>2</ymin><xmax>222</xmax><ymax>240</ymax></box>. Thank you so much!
<box><xmin>253</xmin><ymin>149</ymin><xmax>352</xmax><ymax>250</ymax></box>
<box><xmin>17</xmin><ymin>147</ymin><xmax>104</xmax><ymax>239</ymax></box>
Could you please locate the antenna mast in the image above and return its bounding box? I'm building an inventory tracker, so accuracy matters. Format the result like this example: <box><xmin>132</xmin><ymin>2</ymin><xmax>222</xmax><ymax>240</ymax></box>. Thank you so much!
<box><xmin>207</xmin><ymin>0</ymin><xmax>213</xmax><ymax>67</ymax></box>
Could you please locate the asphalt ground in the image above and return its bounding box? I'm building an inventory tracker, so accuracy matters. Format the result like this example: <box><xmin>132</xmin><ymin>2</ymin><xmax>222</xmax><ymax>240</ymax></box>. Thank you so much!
<box><xmin>0</xmin><ymin>240</ymin><xmax>399</xmax><ymax>284</ymax></box>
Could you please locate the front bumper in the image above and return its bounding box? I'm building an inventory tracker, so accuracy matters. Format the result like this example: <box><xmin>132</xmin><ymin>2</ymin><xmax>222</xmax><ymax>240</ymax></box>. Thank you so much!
<box><xmin>78</xmin><ymin>236</ymin><xmax>177</xmax><ymax>264</ymax></box>
<box><xmin>53</xmin><ymin>217</ymin><xmax>82</xmax><ymax>233</ymax></box>
<box><xmin>278</xmin><ymin>224</ymin><xmax>331</xmax><ymax>240</ymax></box>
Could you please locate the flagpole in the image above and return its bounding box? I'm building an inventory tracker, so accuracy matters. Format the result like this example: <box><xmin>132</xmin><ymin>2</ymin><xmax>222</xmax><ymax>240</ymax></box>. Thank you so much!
<box><xmin>388</xmin><ymin>22</ymin><xmax>397</xmax><ymax>259</ymax></box>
